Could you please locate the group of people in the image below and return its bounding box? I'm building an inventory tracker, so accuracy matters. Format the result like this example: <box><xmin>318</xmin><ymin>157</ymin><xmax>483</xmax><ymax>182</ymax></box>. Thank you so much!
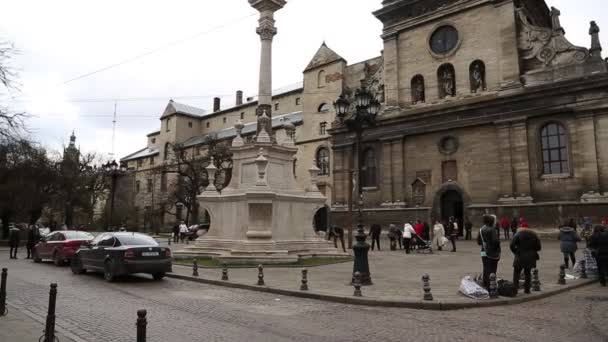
<box><xmin>172</xmin><ymin>221</ymin><xmax>190</xmax><ymax>244</ymax></box>
<box><xmin>8</xmin><ymin>224</ymin><xmax>41</xmax><ymax>260</ymax></box>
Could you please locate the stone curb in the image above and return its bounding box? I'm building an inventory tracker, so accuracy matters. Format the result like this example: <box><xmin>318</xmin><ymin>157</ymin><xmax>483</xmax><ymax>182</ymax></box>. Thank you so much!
<box><xmin>165</xmin><ymin>271</ymin><xmax>597</xmax><ymax>311</ymax></box>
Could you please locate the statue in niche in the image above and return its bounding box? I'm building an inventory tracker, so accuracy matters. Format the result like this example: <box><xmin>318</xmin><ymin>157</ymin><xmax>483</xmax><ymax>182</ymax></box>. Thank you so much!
<box><xmin>470</xmin><ymin>62</ymin><xmax>486</xmax><ymax>93</ymax></box>
<box><xmin>411</xmin><ymin>76</ymin><xmax>425</xmax><ymax>104</ymax></box>
<box><xmin>411</xmin><ymin>178</ymin><xmax>426</xmax><ymax>206</ymax></box>
<box><xmin>441</xmin><ymin>68</ymin><xmax>455</xmax><ymax>97</ymax></box>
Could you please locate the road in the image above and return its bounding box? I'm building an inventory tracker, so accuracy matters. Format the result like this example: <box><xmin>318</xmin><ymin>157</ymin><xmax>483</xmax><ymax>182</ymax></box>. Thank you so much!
<box><xmin>1</xmin><ymin>255</ymin><xmax>607</xmax><ymax>342</ymax></box>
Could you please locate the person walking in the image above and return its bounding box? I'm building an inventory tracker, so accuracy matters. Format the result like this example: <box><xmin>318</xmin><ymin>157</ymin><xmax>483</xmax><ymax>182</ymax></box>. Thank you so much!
<box><xmin>396</xmin><ymin>224</ymin><xmax>403</xmax><ymax>250</ymax></box>
<box><xmin>510</xmin><ymin>217</ymin><xmax>519</xmax><ymax>236</ymax></box>
<box><xmin>402</xmin><ymin>222</ymin><xmax>416</xmax><ymax>254</ymax></box>
<box><xmin>589</xmin><ymin>225</ymin><xmax>608</xmax><ymax>286</ymax></box>
<box><xmin>519</xmin><ymin>217</ymin><xmax>529</xmax><ymax>228</ymax></box>
<box><xmin>422</xmin><ymin>221</ymin><xmax>431</xmax><ymax>241</ymax></box>
<box><xmin>464</xmin><ymin>219</ymin><xmax>473</xmax><ymax>240</ymax></box>
<box><xmin>26</xmin><ymin>225</ymin><xmax>40</xmax><ymax>259</ymax></box>
<box><xmin>179</xmin><ymin>221</ymin><xmax>189</xmax><ymax>243</ymax></box>
<box><xmin>388</xmin><ymin>224</ymin><xmax>399</xmax><ymax>251</ymax></box>
<box><xmin>330</xmin><ymin>225</ymin><xmax>346</xmax><ymax>252</ymax></box>
<box><xmin>478</xmin><ymin>215</ymin><xmax>501</xmax><ymax>289</ymax></box>
<box><xmin>558</xmin><ymin>221</ymin><xmax>581</xmax><ymax>268</ymax></box>
<box><xmin>510</xmin><ymin>224</ymin><xmax>541</xmax><ymax>294</ymax></box>
<box><xmin>431</xmin><ymin>220</ymin><xmax>446</xmax><ymax>251</ymax></box>
<box><xmin>448</xmin><ymin>216</ymin><xmax>458</xmax><ymax>252</ymax></box>
<box><xmin>9</xmin><ymin>224</ymin><xmax>21</xmax><ymax>259</ymax></box>
<box><xmin>369</xmin><ymin>224</ymin><xmax>382</xmax><ymax>251</ymax></box>
<box><xmin>500</xmin><ymin>216</ymin><xmax>511</xmax><ymax>240</ymax></box>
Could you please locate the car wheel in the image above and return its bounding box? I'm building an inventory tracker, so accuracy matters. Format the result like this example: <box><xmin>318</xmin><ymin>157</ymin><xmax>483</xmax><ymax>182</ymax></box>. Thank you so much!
<box><xmin>32</xmin><ymin>250</ymin><xmax>42</xmax><ymax>263</ymax></box>
<box><xmin>104</xmin><ymin>261</ymin><xmax>116</xmax><ymax>282</ymax></box>
<box><xmin>152</xmin><ymin>273</ymin><xmax>165</xmax><ymax>281</ymax></box>
<box><xmin>53</xmin><ymin>251</ymin><xmax>64</xmax><ymax>267</ymax></box>
<box><xmin>70</xmin><ymin>255</ymin><xmax>86</xmax><ymax>274</ymax></box>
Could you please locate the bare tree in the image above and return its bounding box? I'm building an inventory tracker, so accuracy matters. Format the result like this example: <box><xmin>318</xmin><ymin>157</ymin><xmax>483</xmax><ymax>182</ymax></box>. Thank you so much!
<box><xmin>0</xmin><ymin>39</ymin><xmax>27</xmax><ymax>141</ymax></box>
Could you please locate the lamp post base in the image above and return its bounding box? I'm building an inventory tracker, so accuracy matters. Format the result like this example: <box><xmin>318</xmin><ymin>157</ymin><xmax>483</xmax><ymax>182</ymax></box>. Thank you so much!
<box><xmin>351</xmin><ymin>224</ymin><xmax>372</xmax><ymax>285</ymax></box>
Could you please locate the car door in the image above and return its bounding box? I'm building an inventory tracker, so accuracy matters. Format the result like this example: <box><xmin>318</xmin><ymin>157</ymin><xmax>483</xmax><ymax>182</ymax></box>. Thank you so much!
<box><xmin>91</xmin><ymin>235</ymin><xmax>115</xmax><ymax>270</ymax></box>
<box><xmin>80</xmin><ymin>234</ymin><xmax>105</xmax><ymax>270</ymax></box>
<box><xmin>41</xmin><ymin>233</ymin><xmax>60</xmax><ymax>258</ymax></box>
<box><xmin>36</xmin><ymin>232</ymin><xmax>52</xmax><ymax>258</ymax></box>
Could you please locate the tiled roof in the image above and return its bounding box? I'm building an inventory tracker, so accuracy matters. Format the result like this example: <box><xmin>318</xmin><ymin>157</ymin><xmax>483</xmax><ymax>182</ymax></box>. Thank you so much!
<box><xmin>304</xmin><ymin>42</ymin><xmax>346</xmax><ymax>72</ymax></box>
<box><xmin>160</xmin><ymin>100</ymin><xmax>207</xmax><ymax>119</ymax></box>
<box><xmin>120</xmin><ymin>147</ymin><xmax>159</xmax><ymax>162</ymax></box>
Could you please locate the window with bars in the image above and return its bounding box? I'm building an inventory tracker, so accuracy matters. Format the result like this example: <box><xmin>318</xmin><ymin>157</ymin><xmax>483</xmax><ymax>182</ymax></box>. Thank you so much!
<box><xmin>135</xmin><ymin>181</ymin><xmax>140</xmax><ymax>194</ymax></box>
<box><xmin>319</xmin><ymin>122</ymin><xmax>327</xmax><ymax>135</ymax></box>
<box><xmin>316</xmin><ymin>148</ymin><xmax>330</xmax><ymax>176</ymax></box>
<box><xmin>540</xmin><ymin>122</ymin><xmax>569</xmax><ymax>175</ymax></box>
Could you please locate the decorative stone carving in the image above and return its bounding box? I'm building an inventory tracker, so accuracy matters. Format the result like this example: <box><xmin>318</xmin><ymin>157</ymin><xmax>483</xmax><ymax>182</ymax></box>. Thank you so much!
<box><xmin>362</xmin><ymin>60</ymin><xmax>385</xmax><ymax>104</ymax></box>
<box><xmin>205</xmin><ymin>157</ymin><xmax>218</xmax><ymax>192</ymax></box>
<box><xmin>308</xmin><ymin>161</ymin><xmax>321</xmax><ymax>193</ymax></box>
<box><xmin>438</xmin><ymin>65</ymin><xmax>455</xmax><ymax>98</ymax></box>
<box><xmin>256</xmin><ymin>17</ymin><xmax>277</xmax><ymax>41</ymax></box>
<box><xmin>232</xmin><ymin>120</ymin><xmax>245</xmax><ymax>147</ymax></box>
<box><xmin>589</xmin><ymin>21</ymin><xmax>603</xmax><ymax>60</ymax></box>
<box><xmin>411</xmin><ymin>178</ymin><xmax>426</xmax><ymax>206</ymax></box>
<box><xmin>517</xmin><ymin>7</ymin><xmax>589</xmax><ymax>69</ymax></box>
<box><xmin>411</xmin><ymin>75</ymin><xmax>425</xmax><ymax>104</ymax></box>
<box><xmin>255</xmin><ymin>148</ymin><xmax>268</xmax><ymax>187</ymax></box>
<box><xmin>256</xmin><ymin>110</ymin><xmax>271</xmax><ymax>143</ymax></box>
<box><xmin>282</xmin><ymin>121</ymin><xmax>295</xmax><ymax>148</ymax></box>
<box><xmin>470</xmin><ymin>61</ymin><xmax>486</xmax><ymax>93</ymax></box>
<box><xmin>438</xmin><ymin>135</ymin><xmax>459</xmax><ymax>155</ymax></box>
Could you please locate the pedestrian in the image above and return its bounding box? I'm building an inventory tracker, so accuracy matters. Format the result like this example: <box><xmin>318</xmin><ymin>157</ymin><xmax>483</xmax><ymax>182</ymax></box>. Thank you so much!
<box><xmin>328</xmin><ymin>225</ymin><xmax>346</xmax><ymax>252</ymax></box>
<box><xmin>568</xmin><ymin>217</ymin><xmax>577</xmax><ymax>231</ymax></box>
<box><xmin>519</xmin><ymin>217</ymin><xmax>529</xmax><ymax>228</ymax></box>
<box><xmin>179</xmin><ymin>221</ymin><xmax>189</xmax><ymax>243</ymax></box>
<box><xmin>396</xmin><ymin>224</ymin><xmax>403</xmax><ymax>250</ymax></box>
<box><xmin>414</xmin><ymin>220</ymin><xmax>424</xmax><ymax>237</ymax></box>
<box><xmin>510</xmin><ymin>223</ymin><xmax>541</xmax><ymax>294</ymax></box>
<box><xmin>172</xmin><ymin>223</ymin><xmax>180</xmax><ymax>243</ymax></box>
<box><xmin>477</xmin><ymin>214</ymin><xmax>501</xmax><ymax>289</ymax></box>
<box><xmin>448</xmin><ymin>216</ymin><xmax>458</xmax><ymax>252</ymax></box>
<box><xmin>369</xmin><ymin>224</ymin><xmax>382</xmax><ymax>251</ymax></box>
<box><xmin>500</xmin><ymin>215</ymin><xmax>511</xmax><ymax>240</ymax></box>
<box><xmin>388</xmin><ymin>224</ymin><xmax>399</xmax><ymax>251</ymax></box>
<box><xmin>558</xmin><ymin>220</ymin><xmax>581</xmax><ymax>268</ymax></box>
<box><xmin>581</xmin><ymin>217</ymin><xmax>594</xmax><ymax>244</ymax></box>
<box><xmin>26</xmin><ymin>225</ymin><xmax>40</xmax><ymax>259</ymax></box>
<box><xmin>422</xmin><ymin>221</ymin><xmax>431</xmax><ymax>241</ymax></box>
<box><xmin>402</xmin><ymin>222</ymin><xmax>416</xmax><ymax>254</ymax></box>
<box><xmin>9</xmin><ymin>224</ymin><xmax>21</xmax><ymax>259</ymax></box>
<box><xmin>431</xmin><ymin>220</ymin><xmax>446</xmax><ymax>251</ymax></box>
<box><xmin>510</xmin><ymin>217</ymin><xmax>519</xmax><ymax>236</ymax></box>
<box><xmin>464</xmin><ymin>219</ymin><xmax>473</xmax><ymax>240</ymax></box>
<box><xmin>589</xmin><ymin>225</ymin><xmax>607</xmax><ymax>286</ymax></box>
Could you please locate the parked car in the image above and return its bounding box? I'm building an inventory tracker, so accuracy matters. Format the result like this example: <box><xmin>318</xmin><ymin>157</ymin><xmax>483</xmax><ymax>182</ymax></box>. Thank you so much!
<box><xmin>33</xmin><ymin>231</ymin><xmax>95</xmax><ymax>266</ymax></box>
<box><xmin>70</xmin><ymin>232</ymin><xmax>172</xmax><ymax>282</ymax></box>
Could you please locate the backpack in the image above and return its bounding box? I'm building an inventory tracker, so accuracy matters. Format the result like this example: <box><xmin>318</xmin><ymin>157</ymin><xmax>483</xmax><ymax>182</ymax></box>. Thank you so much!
<box><xmin>497</xmin><ymin>279</ymin><xmax>518</xmax><ymax>297</ymax></box>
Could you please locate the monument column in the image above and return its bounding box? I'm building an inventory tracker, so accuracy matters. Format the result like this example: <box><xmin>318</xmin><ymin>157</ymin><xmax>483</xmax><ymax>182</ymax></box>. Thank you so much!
<box><xmin>249</xmin><ymin>0</ymin><xmax>286</xmax><ymax>137</ymax></box>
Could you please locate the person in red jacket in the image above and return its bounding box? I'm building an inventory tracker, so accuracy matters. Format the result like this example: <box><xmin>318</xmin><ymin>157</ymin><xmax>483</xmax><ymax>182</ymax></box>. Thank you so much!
<box><xmin>519</xmin><ymin>217</ymin><xmax>530</xmax><ymax>228</ymax></box>
<box><xmin>414</xmin><ymin>219</ymin><xmax>424</xmax><ymax>237</ymax></box>
<box><xmin>500</xmin><ymin>216</ymin><xmax>511</xmax><ymax>240</ymax></box>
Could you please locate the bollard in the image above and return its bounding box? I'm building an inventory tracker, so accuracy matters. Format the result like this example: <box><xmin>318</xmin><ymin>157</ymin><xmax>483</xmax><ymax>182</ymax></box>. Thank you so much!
<box><xmin>168</xmin><ymin>236</ymin><xmax>171</xmax><ymax>246</ymax></box>
<box><xmin>353</xmin><ymin>271</ymin><xmax>362</xmax><ymax>297</ymax></box>
<box><xmin>0</xmin><ymin>268</ymin><xmax>7</xmax><ymax>316</ymax></box>
<box><xmin>221</xmin><ymin>263</ymin><xmax>229</xmax><ymax>281</ymax></box>
<box><xmin>489</xmin><ymin>273</ymin><xmax>498</xmax><ymax>299</ymax></box>
<box><xmin>42</xmin><ymin>283</ymin><xmax>58</xmax><ymax>342</ymax></box>
<box><xmin>532</xmin><ymin>268</ymin><xmax>541</xmax><ymax>292</ymax></box>
<box><xmin>558</xmin><ymin>264</ymin><xmax>566</xmax><ymax>285</ymax></box>
<box><xmin>580</xmin><ymin>260</ymin><xmax>588</xmax><ymax>279</ymax></box>
<box><xmin>257</xmin><ymin>265</ymin><xmax>265</xmax><ymax>286</ymax></box>
<box><xmin>136</xmin><ymin>309</ymin><xmax>147</xmax><ymax>342</ymax></box>
<box><xmin>300</xmin><ymin>268</ymin><xmax>309</xmax><ymax>291</ymax></box>
<box><xmin>192</xmin><ymin>259</ymin><xmax>199</xmax><ymax>277</ymax></box>
<box><xmin>422</xmin><ymin>273</ymin><xmax>433</xmax><ymax>301</ymax></box>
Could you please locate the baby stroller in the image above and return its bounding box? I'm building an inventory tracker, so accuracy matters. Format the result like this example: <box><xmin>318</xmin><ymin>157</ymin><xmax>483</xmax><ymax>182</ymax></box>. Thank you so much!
<box><xmin>411</xmin><ymin>233</ymin><xmax>433</xmax><ymax>254</ymax></box>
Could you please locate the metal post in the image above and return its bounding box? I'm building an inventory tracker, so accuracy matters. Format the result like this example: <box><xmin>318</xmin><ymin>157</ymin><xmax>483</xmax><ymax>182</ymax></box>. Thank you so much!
<box><xmin>532</xmin><ymin>268</ymin><xmax>541</xmax><ymax>291</ymax></box>
<box><xmin>192</xmin><ymin>259</ymin><xmax>199</xmax><ymax>277</ymax></box>
<box><xmin>0</xmin><ymin>268</ymin><xmax>7</xmax><ymax>316</ymax></box>
<box><xmin>422</xmin><ymin>273</ymin><xmax>433</xmax><ymax>301</ymax></box>
<box><xmin>351</xmin><ymin>224</ymin><xmax>372</xmax><ymax>285</ymax></box>
<box><xmin>300</xmin><ymin>268</ymin><xmax>309</xmax><ymax>291</ymax></box>
<box><xmin>353</xmin><ymin>271</ymin><xmax>362</xmax><ymax>297</ymax></box>
<box><xmin>136</xmin><ymin>309</ymin><xmax>147</xmax><ymax>342</ymax></box>
<box><xmin>489</xmin><ymin>273</ymin><xmax>498</xmax><ymax>299</ymax></box>
<box><xmin>558</xmin><ymin>264</ymin><xmax>566</xmax><ymax>285</ymax></box>
<box><xmin>257</xmin><ymin>265</ymin><xmax>265</xmax><ymax>286</ymax></box>
<box><xmin>43</xmin><ymin>283</ymin><xmax>57</xmax><ymax>342</ymax></box>
<box><xmin>110</xmin><ymin>176</ymin><xmax>117</xmax><ymax>228</ymax></box>
<box><xmin>221</xmin><ymin>263</ymin><xmax>229</xmax><ymax>281</ymax></box>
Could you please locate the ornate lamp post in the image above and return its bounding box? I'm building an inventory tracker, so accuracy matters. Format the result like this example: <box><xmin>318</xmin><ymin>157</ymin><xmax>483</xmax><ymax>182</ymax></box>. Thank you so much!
<box><xmin>334</xmin><ymin>84</ymin><xmax>380</xmax><ymax>285</ymax></box>
<box><xmin>103</xmin><ymin>160</ymin><xmax>127</xmax><ymax>230</ymax></box>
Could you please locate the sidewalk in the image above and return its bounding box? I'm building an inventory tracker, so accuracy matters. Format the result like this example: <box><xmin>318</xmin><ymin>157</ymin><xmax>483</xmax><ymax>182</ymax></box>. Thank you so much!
<box><xmin>169</xmin><ymin>240</ymin><xmax>597</xmax><ymax>310</ymax></box>
<box><xmin>0</xmin><ymin>305</ymin><xmax>75</xmax><ymax>342</ymax></box>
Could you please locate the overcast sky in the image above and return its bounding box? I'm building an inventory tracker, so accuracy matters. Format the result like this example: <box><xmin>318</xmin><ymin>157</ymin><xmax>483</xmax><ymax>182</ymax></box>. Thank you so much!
<box><xmin>1</xmin><ymin>0</ymin><xmax>606</xmax><ymax>161</ymax></box>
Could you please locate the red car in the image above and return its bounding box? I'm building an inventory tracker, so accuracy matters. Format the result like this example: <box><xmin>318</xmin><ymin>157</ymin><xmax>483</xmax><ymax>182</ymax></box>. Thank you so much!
<box><xmin>33</xmin><ymin>231</ymin><xmax>95</xmax><ymax>266</ymax></box>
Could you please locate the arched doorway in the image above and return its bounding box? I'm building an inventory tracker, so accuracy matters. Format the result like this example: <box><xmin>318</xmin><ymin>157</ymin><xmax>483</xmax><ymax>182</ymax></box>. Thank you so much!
<box><xmin>441</xmin><ymin>190</ymin><xmax>464</xmax><ymax>235</ymax></box>
<box><xmin>313</xmin><ymin>206</ymin><xmax>329</xmax><ymax>233</ymax></box>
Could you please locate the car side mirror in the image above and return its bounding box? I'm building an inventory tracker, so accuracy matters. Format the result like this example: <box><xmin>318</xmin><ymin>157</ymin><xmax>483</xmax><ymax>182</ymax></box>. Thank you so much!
<box><xmin>82</xmin><ymin>241</ymin><xmax>92</xmax><ymax>248</ymax></box>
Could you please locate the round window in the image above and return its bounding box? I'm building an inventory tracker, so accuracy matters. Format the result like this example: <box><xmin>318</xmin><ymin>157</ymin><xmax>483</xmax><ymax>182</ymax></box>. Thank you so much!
<box><xmin>430</xmin><ymin>25</ymin><xmax>459</xmax><ymax>55</ymax></box>
<box><xmin>438</xmin><ymin>136</ymin><xmax>459</xmax><ymax>155</ymax></box>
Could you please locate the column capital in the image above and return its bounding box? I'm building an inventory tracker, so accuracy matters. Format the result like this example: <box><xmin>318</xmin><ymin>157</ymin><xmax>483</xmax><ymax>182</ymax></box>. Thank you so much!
<box><xmin>256</xmin><ymin>17</ymin><xmax>277</xmax><ymax>41</ymax></box>
<box><xmin>249</xmin><ymin>0</ymin><xmax>286</xmax><ymax>12</ymax></box>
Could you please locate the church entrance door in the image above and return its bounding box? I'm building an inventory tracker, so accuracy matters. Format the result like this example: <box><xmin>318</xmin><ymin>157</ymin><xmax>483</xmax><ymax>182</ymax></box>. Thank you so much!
<box><xmin>441</xmin><ymin>190</ymin><xmax>464</xmax><ymax>235</ymax></box>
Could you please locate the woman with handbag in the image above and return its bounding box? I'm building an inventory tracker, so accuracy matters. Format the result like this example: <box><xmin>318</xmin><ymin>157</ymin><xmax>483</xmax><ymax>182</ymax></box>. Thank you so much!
<box><xmin>477</xmin><ymin>215</ymin><xmax>501</xmax><ymax>289</ymax></box>
<box><xmin>431</xmin><ymin>220</ymin><xmax>446</xmax><ymax>251</ymax></box>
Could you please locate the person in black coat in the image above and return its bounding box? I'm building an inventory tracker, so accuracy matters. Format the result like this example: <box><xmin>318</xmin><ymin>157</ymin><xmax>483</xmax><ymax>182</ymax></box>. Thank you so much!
<box><xmin>327</xmin><ymin>225</ymin><xmax>346</xmax><ymax>252</ymax></box>
<box><xmin>26</xmin><ymin>225</ymin><xmax>40</xmax><ymax>259</ymax></box>
<box><xmin>589</xmin><ymin>225</ymin><xmax>608</xmax><ymax>287</ymax></box>
<box><xmin>369</xmin><ymin>224</ymin><xmax>382</xmax><ymax>251</ymax></box>
<box><xmin>464</xmin><ymin>219</ymin><xmax>473</xmax><ymax>240</ymax></box>
<box><xmin>8</xmin><ymin>225</ymin><xmax>21</xmax><ymax>259</ymax></box>
<box><xmin>172</xmin><ymin>224</ymin><xmax>180</xmax><ymax>243</ymax></box>
<box><xmin>478</xmin><ymin>215</ymin><xmax>501</xmax><ymax>289</ymax></box>
<box><xmin>510</xmin><ymin>227</ymin><xmax>542</xmax><ymax>294</ymax></box>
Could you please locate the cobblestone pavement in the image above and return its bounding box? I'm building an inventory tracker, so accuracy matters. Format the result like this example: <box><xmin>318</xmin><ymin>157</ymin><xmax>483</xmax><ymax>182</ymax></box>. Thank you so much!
<box><xmin>1</xmin><ymin>252</ymin><xmax>607</xmax><ymax>342</ymax></box>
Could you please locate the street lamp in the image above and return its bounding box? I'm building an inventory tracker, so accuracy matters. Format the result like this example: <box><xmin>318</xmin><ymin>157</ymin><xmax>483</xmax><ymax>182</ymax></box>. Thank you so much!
<box><xmin>334</xmin><ymin>83</ymin><xmax>380</xmax><ymax>286</ymax></box>
<box><xmin>103</xmin><ymin>160</ymin><xmax>127</xmax><ymax>230</ymax></box>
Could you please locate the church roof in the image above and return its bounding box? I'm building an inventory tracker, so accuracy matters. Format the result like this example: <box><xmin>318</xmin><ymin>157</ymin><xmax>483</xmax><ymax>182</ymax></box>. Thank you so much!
<box><xmin>160</xmin><ymin>100</ymin><xmax>207</xmax><ymax>119</ymax></box>
<box><xmin>304</xmin><ymin>42</ymin><xmax>346</xmax><ymax>72</ymax></box>
<box><xmin>120</xmin><ymin>147</ymin><xmax>159</xmax><ymax>162</ymax></box>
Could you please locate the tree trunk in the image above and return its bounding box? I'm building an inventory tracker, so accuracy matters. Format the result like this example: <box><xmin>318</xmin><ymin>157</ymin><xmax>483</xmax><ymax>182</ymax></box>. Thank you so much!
<box><xmin>1</xmin><ymin>211</ymin><xmax>11</xmax><ymax>239</ymax></box>
<box><xmin>191</xmin><ymin>198</ymin><xmax>199</xmax><ymax>224</ymax></box>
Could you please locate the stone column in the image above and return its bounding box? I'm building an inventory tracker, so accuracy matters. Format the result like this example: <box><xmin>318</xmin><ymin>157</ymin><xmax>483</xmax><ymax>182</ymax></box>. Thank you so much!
<box><xmin>496</xmin><ymin>122</ymin><xmax>515</xmax><ymax>197</ymax></box>
<box><xmin>249</xmin><ymin>0</ymin><xmax>286</xmax><ymax>136</ymax></box>
<box><xmin>382</xmin><ymin>34</ymin><xmax>400</xmax><ymax>109</ymax></box>
<box><xmin>380</xmin><ymin>140</ymin><xmax>393</xmax><ymax>204</ymax></box>
<box><xmin>511</xmin><ymin>120</ymin><xmax>533</xmax><ymax>199</ymax></box>
<box><xmin>390</xmin><ymin>138</ymin><xmax>405</xmax><ymax>205</ymax></box>
<box><xmin>333</xmin><ymin>147</ymin><xmax>346</xmax><ymax>205</ymax></box>
<box><xmin>576</xmin><ymin>113</ymin><xmax>601</xmax><ymax>192</ymax></box>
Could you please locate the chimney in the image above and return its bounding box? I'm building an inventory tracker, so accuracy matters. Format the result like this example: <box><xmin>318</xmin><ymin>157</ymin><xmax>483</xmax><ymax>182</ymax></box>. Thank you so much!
<box><xmin>213</xmin><ymin>97</ymin><xmax>221</xmax><ymax>112</ymax></box>
<box><xmin>236</xmin><ymin>90</ymin><xmax>243</xmax><ymax>106</ymax></box>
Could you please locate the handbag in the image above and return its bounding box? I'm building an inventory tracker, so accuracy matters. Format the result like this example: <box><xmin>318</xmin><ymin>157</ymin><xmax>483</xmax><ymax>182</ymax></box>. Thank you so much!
<box><xmin>479</xmin><ymin>228</ymin><xmax>487</xmax><ymax>257</ymax></box>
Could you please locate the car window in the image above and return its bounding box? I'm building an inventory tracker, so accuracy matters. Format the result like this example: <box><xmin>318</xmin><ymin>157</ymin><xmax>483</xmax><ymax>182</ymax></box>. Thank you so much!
<box><xmin>90</xmin><ymin>234</ymin><xmax>106</xmax><ymax>246</ymax></box>
<box><xmin>57</xmin><ymin>233</ymin><xmax>66</xmax><ymax>241</ymax></box>
<box><xmin>116</xmin><ymin>234</ymin><xmax>158</xmax><ymax>246</ymax></box>
<box><xmin>64</xmin><ymin>232</ymin><xmax>94</xmax><ymax>240</ymax></box>
<box><xmin>46</xmin><ymin>233</ymin><xmax>57</xmax><ymax>242</ymax></box>
<box><xmin>98</xmin><ymin>236</ymin><xmax>115</xmax><ymax>247</ymax></box>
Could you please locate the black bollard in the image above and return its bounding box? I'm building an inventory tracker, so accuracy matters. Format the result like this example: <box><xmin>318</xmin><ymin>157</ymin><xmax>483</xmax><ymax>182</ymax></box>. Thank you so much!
<box><xmin>192</xmin><ymin>259</ymin><xmax>199</xmax><ymax>277</ymax></box>
<box><xmin>532</xmin><ymin>268</ymin><xmax>541</xmax><ymax>292</ymax></box>
<box><xmin>353</xmin><ymin>271</ymin><xmax>362</xmax><ymax>297</ymax></box>
<box><xmin>422</xmin><ymin>273</ymin><xmax>433</xmax><ymax>301</ymax></box>
<box><xmin>300</xmin><ymin>268</ymin><xmax>309</xmax><ymax>291</ymax></box>
<box><xmin>136</xmin><ymin>309</ymin><xmax>147</xmax><ymax>342</ymax></box>
<box><xmin>221</xmin><ymin>263</ymin><xmax>229</xmax><ymax>281</ymax></box>
<box><xmin>168</xmin><ymin>236</ymin><xmax>171</xmax><ymax>246</ymax></box>
<box><xmin>489</xmin><ymin>273</ymin><xmax>498</xmax><ymax>299</ymax></box>
<box><xmin>257</xmin><ymin>265</ymin><xmax>265</xmax><ymax>286</ymax></box>
<box><xmin>42</xmin><ymin>283</ymin><xmax>58</xmax><ymax>342</ymax></box>
<box><xmin>351</xmin><ymin>224</ymin><xmax>372</xmax><ymax>286</ymax></box>
<box><xmin>558</xmin><ymin>264</ymin><xmax>566</xmax><ymax>285</ymax></box>
<box><xmin>0</xmin><ymin>268</ymin><xmax>7</xmax><ymax>316</ymax></box>
<box><xmin>580</xmin><ymin>260</ymin><xmax>588</xmax><ymax>279</ymax></box>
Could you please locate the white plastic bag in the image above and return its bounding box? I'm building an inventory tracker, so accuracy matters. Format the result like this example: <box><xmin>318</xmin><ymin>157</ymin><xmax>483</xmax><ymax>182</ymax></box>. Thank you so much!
<box><xmin>440</xmin><ymin>236</ymin><xmax>449</xmax><ymax>246</ymax></box>
<box><xmin>459</xmin><ymin>276</ymin><xmax>490</xmax><ymax>300</ymax></box>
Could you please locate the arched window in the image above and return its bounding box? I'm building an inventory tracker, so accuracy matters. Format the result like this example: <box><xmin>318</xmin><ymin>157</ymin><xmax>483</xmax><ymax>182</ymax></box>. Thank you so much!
<box><xmin>316</xmin><ymin>147</ymin><xmax>330</xmax><ymax>176</ymax></box>
<box><xmin>411</xmin><ymin>75</ymin><xmax>425</xmax><ymax>104</ymax></box>
<box><xmin>541</xmin><ymin>122</ymin><xmax>569</xmax><ymax>175</ymax></box>
<box><xmin>437</xmin><ymin>64</ymin><xmax>456</xmax><ymax>99</ymax></box>
<box><xmin>318</xmin><ymin>103</ymin><xmax>330</xmax><ymax>113</ymax></box>
<box><xmin>318</xmin><ymin>70</ymin><xmax>326</xmax><ymax>88</ymax></box>
<box><xmin>361</xmin><ymin>148</ymin><xmax>377</xmax><ymax>187</ymax></box>
<box><xmin>469</xmin><ymin>60</ymin><xmax>486</xmax><ymax>93</ymax></box>
<box><xmin>164</xmin><ymin>142</ymin><xmax>171</xmax><ymax>161</ymax></box>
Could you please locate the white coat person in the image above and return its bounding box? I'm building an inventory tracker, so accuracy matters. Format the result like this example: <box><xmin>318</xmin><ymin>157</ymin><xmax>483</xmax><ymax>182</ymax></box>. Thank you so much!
<box><xmin>432</xmin><ymin>220</ymin><xmax>446</xmax><ymax>251</ymax></box>
<box><xmin>402</xmin><ymin>223</ymin><xmax>416</xmax><ymax>254</ymax></box>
